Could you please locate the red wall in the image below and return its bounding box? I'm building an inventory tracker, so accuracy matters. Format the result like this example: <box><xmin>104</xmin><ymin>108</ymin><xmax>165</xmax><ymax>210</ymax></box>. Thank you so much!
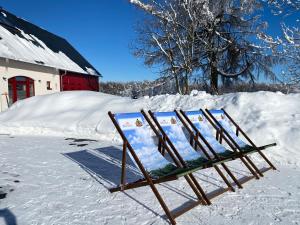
<box><xmin>60</xmin><ymin>72</ymin><xmax>99</xmax><ymax>91</ymax></box>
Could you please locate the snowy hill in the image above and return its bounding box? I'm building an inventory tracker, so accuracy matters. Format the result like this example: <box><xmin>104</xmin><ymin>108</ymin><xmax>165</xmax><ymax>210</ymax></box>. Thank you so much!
<box><xmin>0</xmin><ymin>90</ymin><xmax>299</xmax><ymax>165</ymax></box>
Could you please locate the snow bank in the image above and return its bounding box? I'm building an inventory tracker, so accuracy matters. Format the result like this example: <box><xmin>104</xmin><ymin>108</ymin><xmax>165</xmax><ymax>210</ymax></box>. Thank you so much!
<box><xmin>0</xmin><ymin>92</ymin><xmax>143</xmax><ymax>141</ymax></box>
<box><xmin>0</xmin><ymin>91</ymin><xmax>299</xmax><ymax>165</ymax></box>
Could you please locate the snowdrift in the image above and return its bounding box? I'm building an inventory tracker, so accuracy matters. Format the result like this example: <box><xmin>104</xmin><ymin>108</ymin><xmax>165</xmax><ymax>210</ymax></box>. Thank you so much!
<box><xmin>0</xmin><ymin>90</ymin><xmax>299</xmax><ymax>165</ymax></box>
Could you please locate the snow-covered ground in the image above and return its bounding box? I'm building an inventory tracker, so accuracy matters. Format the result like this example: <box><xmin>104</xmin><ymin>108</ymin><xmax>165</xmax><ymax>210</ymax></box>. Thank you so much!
<box><xmin>0</xmin><ymin>135</ymin><xmax>299</xmax><ymax>225</ymax></box>
<box><xmin>0</xmin><ymin>91</ymin><xmax>300</xmax><ymax>224</ymax></box>
<box><xmin>0</xmin><ymin>91</ymin><xmax>299</xmax><ymax>166</ymax></box>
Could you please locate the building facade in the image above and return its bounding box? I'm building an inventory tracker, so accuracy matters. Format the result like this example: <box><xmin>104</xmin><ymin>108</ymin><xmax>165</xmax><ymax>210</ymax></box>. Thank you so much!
<box><xmin>0</xmin><ymin>8</ymin><xmax>101</xmax><ymax>111</ymax></box>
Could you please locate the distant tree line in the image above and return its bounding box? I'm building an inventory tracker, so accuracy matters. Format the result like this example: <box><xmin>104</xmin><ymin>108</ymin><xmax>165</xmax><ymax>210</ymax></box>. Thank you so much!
<box><xmin>99</xmin><ymin>78</ymin><xmax>177</xmax><ymax>98</ymax></box>
<box><xmin>100</xmin><ymin>79</ymin><xmax>299</xmax><ymax>98</ymax></box>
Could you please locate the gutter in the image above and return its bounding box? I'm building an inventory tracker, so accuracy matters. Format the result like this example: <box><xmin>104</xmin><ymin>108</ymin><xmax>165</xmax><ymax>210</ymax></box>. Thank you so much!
<box><xmin>60</xmin><ymin>70</ymin><xmax>67</xmax><ymax>91</ymax></box>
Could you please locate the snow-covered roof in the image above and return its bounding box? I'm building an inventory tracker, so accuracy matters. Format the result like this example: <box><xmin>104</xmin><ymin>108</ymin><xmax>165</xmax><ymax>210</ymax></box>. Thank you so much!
<box><xmin>0</xmin><ymin>8</ymin><xmax>101</xmax><ymax>76</ymax></box>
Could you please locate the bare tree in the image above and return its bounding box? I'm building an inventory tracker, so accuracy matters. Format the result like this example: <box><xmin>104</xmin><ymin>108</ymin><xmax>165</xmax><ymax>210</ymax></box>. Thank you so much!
<box><xmin>132</xmin><ymin>0</ymin><xmax>208</xmax><ymax>94</ymax></box>
<box><xmin>193</xmin><ymin>0</ymin><xmax>278</xmax><ymax>93</ymax></box>
<box><xmin>130</xmin><ymin>0</ymin><xmax>278</xmax><ymax>94</ymax></box>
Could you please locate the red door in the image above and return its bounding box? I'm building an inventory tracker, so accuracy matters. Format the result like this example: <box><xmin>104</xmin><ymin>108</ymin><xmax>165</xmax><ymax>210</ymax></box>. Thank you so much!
<box><xmin>61</xmin><ymin>72</ymin><xmax>99</xmax><ymax>91</ymax></box>
<box><xmin>8</xmin><ymin>76</ymin><xmax>35</xmax><ymax>104</ymax></box>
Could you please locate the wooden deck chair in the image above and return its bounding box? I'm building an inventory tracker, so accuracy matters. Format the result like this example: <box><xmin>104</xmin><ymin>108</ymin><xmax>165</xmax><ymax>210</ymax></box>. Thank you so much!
<box><xmin>178</xmin><ymin>109</ymin><xmax>266</xmax><ymax>182</ymax></box>
<box><xmin>205</xmin><ymin>109</ymin><xmax>276</xmax><ymax>176</ymax></box>
<box><xmin>108</xmin><ymin>111</ymin><xmax>216</xmax><ymax>225</ymax></box>
<box><xmin>146</xmin><ymin>110</ymin><xmax>241</xmax><ymax>194</ymax></box>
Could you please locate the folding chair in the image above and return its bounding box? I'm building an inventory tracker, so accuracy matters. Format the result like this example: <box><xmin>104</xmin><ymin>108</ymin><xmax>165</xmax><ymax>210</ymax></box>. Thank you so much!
<box><xmin>108</xmin><ymin>111</ymin><xmax>214</xmax><ymax>225</ymax></box>
<box><xmin>205</xmin><ymin>108</ymin><xmax>276</xmax><ymax>176</ymax></box>
<box><xmin>178</xmin><ymin>109</ymin><xmax>266</xmax><ymax>182</ymax></box>
<box><xmin>146</xmin><ymin>110</ymin><xmax>243</xmax><ymax>194</ymax></box>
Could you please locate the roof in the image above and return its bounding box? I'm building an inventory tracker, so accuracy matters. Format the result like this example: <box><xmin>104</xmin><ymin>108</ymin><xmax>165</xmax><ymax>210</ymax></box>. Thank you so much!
<box><xmin>0</xmin><ymin>8</ymin><xmax>101</xmax><ymax>76</ymax></box>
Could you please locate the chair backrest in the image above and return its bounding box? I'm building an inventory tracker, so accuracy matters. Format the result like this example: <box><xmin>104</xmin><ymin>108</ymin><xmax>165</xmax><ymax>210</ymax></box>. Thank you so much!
<box><xmin>153</xmin><ymin>112</ymin><xmax>206</xmax><ymax>161</ymax></box>
<box><xmin>184</xmin><ymin>110</ymin><xmax>227</xmax><ymax>153</ymax></box>
<box><xmin>209</xmin><ymin>110</ymin><xmax>247</xmax><ymax>148</ymax></box>
<box><xmin>114</xmin><ymin>112</ymin><xmax>176</xmax><ymax>177</ymax></box>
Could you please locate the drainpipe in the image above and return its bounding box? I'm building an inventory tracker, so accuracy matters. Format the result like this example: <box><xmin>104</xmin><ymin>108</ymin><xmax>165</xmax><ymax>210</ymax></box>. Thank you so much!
<box><xmin>60</xmin><ymin>70</ymin><xmax>67</xmax><ymax>91</ymax></box>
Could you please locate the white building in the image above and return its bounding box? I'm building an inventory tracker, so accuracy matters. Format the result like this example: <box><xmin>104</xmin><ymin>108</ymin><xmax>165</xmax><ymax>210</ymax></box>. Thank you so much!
<box><xmin>0</xmin><ymin>8</ymin><xmax>101</xmax><ymax>112</ymax></box>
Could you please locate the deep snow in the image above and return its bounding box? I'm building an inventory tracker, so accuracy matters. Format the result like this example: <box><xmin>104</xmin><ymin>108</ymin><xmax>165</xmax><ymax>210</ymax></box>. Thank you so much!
<box><xmin>0</xmin><ymin>91</ymin><xmax>299</xmax><ymax>224</ymax></box>
<box><xmin>0</xmin><ymin>91</ymin><xmax>299</xmax><ymax>165</ymax></box>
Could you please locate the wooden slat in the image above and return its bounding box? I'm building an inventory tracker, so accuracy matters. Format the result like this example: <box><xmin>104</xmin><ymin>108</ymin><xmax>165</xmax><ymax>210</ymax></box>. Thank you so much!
<box><xmin>109</xmin><ymin>176</ymin><xmax>178</xmax><ymax>193</ymax></box>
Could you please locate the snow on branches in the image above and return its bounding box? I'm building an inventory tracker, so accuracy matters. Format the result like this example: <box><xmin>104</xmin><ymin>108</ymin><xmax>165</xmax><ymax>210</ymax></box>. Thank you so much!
<box><xmin>130</xmin><ymin>0</ymin><xmax>278</xmax><ymax>93</ymax></box>
<box><xmin>264</xmin><ymin>0</ymin><xmax>300</xmax><ymax>85</ymax></box>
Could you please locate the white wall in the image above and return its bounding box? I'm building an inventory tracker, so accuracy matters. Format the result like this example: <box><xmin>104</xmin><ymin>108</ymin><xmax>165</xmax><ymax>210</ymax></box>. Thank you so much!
<box><xmin>0</xmin><ymin>59</ymin><xmax>61</xmax><ymax>111</ymax></box>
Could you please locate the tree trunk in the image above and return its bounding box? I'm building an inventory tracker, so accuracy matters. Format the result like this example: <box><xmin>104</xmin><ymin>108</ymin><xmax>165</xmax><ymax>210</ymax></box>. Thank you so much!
<box><xmin>210</xmin><ymin>66</ymin><xmax>218</xmax><ymax>94</ymax></box>
<box><xmin>174</xmin><ymin>73</ymin><xmax>182</xmax><ymax>94</ymax></box>
<box><xmin>210</xmin><ymin>52</ymin><xmax>219</xmax><ymax>94</ymax></box>
<box><xmin>183</xmin><ymin>71</ymin><xmax>189</xmax><ymax>95</ymax></box>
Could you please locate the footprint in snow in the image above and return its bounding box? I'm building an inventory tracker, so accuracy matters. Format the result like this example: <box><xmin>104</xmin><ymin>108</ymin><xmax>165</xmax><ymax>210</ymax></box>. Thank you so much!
<box><xmin>0</xmin><ymin>185</ymin><xmax>14</xmax><ymax>200</ymax></box>
<box><xmin>77</xmin><ymin>144</ymin><xmax>88</xmax><ymax>147</ymax></box>
<box><xmin>0</xmin><ymin>191</ymin><xmax>7</xmax><ymax>199</ymax></box>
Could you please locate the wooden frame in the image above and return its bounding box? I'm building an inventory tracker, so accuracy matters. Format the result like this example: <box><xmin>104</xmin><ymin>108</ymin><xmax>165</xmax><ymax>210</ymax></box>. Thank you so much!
<box><xmin>174</xmin><ymin>110</ymin><xmax>245</xmax><ymax>189</ymax></box>
<box><xmin>204</xmin><ymin>108</ymin><xmax>276</xmax><ymax>175</ymax></box>
<box><xmin>108</xmin><ymin>111</ymin><xmax>219</xmax><ymax>225</ymax></box>
<box><xmin>108</xmin><ymin>110</ymin><xmax>274</xmax><ymax>224</ymax></box>
<box><xmin>177</xmin><ymin>110</ymin><xmax>251</xmax><ymax>188</ymax></box>
<box><xmin>146</xmin><ymin>110</ymin><xmax>239</xmax><ymax>194</ymax></box>
<box><xmin>178</xmin><ymin>109</ymin><xmax>271</xmax><ymax>185</ymax></box>
<box><xmin>141</xmin><ymin>110</ymin><xmax>230</xmax><ymax>203</ymax></box>
<box><xmin>202</xmin><ymin>109</ymin><xmax>264</xmax><ymax>177</ymax></box>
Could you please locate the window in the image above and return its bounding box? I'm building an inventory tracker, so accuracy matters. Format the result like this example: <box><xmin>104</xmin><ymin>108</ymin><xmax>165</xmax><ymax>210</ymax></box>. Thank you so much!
<box><xmin>47</xmin><ymin>81</ymin><xmax>52</xmax><ymax>90</ymax></box>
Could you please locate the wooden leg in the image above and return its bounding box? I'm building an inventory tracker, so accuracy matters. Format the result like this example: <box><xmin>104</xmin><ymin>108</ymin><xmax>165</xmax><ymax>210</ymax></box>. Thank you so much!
<box><xmin>257</xmin><ymin>150</ymin><xmax>277</xmax><ymax>170</ymax></box>
<box><xmin>188</xmin><ymin>174</ymin><xmax>212</xmax><ymax>205</ymax></box>
<box><xmin>184</xmin><ymin>175</ymin><xmax>207</xmax><ymax>205</ymax></box>
<box><xmin>244</xmin><ymin>155</ymin><xmax>264</xmax><ymax>177</ymax></box>
<box><xmin>148</xmin><ymin>180</ymin><xmax>176</xmax><ymax>224</ymax></box>
<box><xmin>128</xmin><ymin>145</ymin><xmax>176</xmax><ymax>224</ymax></box>
<box><xmin>220</xmin><ymin>163</ymin><xmax>243</xmax><ymax>189</ymax></box>
<box><xmin>121</xmin><ymin>141</ymin><xmax>127</xmax><ymax>188</ymax></box>
<box><xmin>214</xmin><ymin>166</ymin><xmax>235</xmax><ymax>192</ymax></box>
<box><xmin>239</xmin><ymin>157</ymin><xmax>260</xmax><ymax>179</ymax></box>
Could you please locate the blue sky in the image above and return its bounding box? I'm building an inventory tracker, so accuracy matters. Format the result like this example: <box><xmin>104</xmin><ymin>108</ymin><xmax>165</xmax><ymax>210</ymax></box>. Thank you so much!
<box><xmin>0</xmin><ymin>1</ymin><xmax>298</xmax><ymax>82</ymax></box>
<box><xmin>1</xmin><ymin>0</ymin><xmax>154</xmax><ymax>82</ymax></box>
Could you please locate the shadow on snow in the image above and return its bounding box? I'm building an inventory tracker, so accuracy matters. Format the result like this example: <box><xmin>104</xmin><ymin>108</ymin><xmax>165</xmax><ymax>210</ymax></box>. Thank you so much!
<box><xmin>0</xmin><ymin>208</ymin><xmax>17</xmax><ymax>225</ymax></box>
<box><xmin>63</xmin><ymin>146</ymin><xmax>142</xmax><ymax>188</ymax></box>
